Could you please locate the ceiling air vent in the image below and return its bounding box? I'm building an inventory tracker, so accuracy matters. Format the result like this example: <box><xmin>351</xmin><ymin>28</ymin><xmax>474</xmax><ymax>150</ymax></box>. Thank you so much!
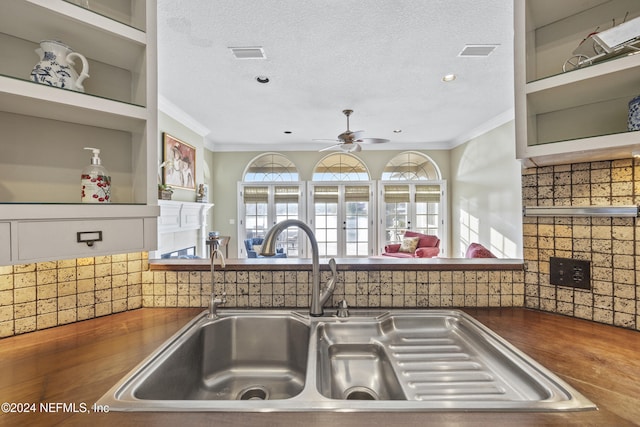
<box><xmin>458</xmin><ymin>44</ymin><xmax>499</xmax><ymax>57</ymax></box>
<box><xmin>229</xmin><ymin>47</ymin><xmax>266</xmax><ymax>59</ymax></box>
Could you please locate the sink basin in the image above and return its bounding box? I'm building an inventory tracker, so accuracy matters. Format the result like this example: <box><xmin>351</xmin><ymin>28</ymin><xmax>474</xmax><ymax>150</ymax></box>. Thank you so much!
<box><xmin>98</xmin><ymin>309</ymin><xmax>597</xmax><ymax>412</ymax></box>
<box><xmin>114</xmin><ymin>311</ymin><xmax>310</xmax><ymax>403</ymax></box>
<box><xmin>316</xmin><ymin>320</ymin><xmax>406</xmax><ymax>400</ymax></box>
<box><xmin>316</xmin><ymin>343</ymin><xmax>406</xmax><ymax>400</ymax></box>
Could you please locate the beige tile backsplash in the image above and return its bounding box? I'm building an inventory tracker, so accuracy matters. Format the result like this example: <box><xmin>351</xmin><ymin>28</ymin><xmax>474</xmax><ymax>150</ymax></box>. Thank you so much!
<box><xmin>523</xmin><ymin>159</ymin><xmax>639</xmax><ymax>330</ymax></box>
<box><xmin>0</xmin><ymin>251</ymin><xmax>524</xmax><ymax>337</ymax></box>
<box><xmin>0</xmin><ymin>253</ymin><xmax>144</xmax><ymax>337</ymax></box>
<box><xmin>141</xmin><ymin>269</ymin><xmax>524</xmax><ymax>313</ymax></box>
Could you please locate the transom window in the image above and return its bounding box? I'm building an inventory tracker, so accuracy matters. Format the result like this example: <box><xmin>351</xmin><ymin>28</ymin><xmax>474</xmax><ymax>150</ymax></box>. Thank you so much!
<box><xmin>312</xmin><ymin>153</ymin><xmax>369</xmax><ymax>181</ymax></box>
<box><xmin>243</xmin><ymin>153</ymin><xmax>299</xmax><ymax>182</ymax></box>
<box><xmin>381</xmin><ymin>151</ymin><xmax>441</xmax><ymax>180</ymax></box>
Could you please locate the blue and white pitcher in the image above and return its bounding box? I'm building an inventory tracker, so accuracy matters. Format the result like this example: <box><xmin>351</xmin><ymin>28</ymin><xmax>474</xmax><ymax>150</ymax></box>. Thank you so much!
<box><xmin>29</xmin><ymin>40</ymin><xmax>90</xmax><ymax>92</ymax></box>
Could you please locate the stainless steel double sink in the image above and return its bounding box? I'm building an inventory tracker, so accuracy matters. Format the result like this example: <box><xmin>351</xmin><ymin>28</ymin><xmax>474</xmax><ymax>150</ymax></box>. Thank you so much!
<box><xmin>98</xmin><ymin>309</ymin><xmax>596</xmax><ymax>412</ymax></box>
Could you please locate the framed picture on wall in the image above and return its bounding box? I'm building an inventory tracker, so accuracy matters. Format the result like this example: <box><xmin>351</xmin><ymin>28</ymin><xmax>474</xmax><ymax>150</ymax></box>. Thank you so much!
<box><xmin>162</xmin><ymin>133</ymin><xmax>196</xmax><ymax>190</ymax></box>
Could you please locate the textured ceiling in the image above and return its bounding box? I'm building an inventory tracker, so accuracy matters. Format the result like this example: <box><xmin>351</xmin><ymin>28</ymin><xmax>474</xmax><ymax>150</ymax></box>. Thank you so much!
<box><xmin>157</xmin><ymin>0</ymin><xmax>514</xmax><ymax>152</ymax></box>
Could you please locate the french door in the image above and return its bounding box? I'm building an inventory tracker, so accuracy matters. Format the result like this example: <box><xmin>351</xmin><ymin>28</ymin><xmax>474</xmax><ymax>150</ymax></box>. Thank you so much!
<box><xmin>238</xmin><ymin>183</ymin><xmax>304</xmax><ymax>257</ymax></box>
<box><xmin>309</xmin><ymin>183</ymin><xmax>374</xmax><ymax>257</ymax></box>
<box><xmin>379</xmin><ymin>181</ymin><xmax>446</xmax><ymax>254</ymax></box>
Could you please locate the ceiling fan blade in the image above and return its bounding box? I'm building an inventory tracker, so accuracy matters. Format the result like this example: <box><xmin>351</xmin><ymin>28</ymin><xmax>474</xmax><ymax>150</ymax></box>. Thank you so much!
<box><xmin>356</xmin><ymin>137</ymin><xmax>390</xmax><ymax>144</ymax></box>
<box><xmin>313</xmin><ymin>138</ymin><xmax>340</xmax><ymax>142</ymax></box>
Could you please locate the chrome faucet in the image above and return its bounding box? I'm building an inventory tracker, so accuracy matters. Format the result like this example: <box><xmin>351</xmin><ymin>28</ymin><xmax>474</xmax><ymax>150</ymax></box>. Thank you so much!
<box><xmin>261</xmin><ymin>219</ymin><xmax>337</xmax><ymax>316</ymax></box>
<box><xmin>208</xmin><ymin>292</ymin><xmax>226</xmax><ymax>319</ymax></box>
<box><xmin>208</xmin><ymin>248</ymin><xmax>226</xmax><ymax>319</ymax></box>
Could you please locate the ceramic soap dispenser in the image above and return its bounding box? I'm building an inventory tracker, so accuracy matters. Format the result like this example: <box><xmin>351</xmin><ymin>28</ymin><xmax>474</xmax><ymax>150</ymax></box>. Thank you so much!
<box><xmin>81</xmin><ymin>147</ymin><xmax>111</xmax><ymax>203</ymax></box>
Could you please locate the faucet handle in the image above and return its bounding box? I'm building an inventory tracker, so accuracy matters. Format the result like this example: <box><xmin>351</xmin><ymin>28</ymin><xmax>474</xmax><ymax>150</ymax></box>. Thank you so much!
<box><xmin>328</xmin><ymin>257</ymin><xmax>337</xmax><ymax>277</ymax></box>
<box><xmin>218</xmin><ymin>292</ymin><xmax>227</xmax><ymax>304</ymax></box>
<box><xmin>320</xmin><ymin>258</ymin><xmax>337</xmax><ymax>310</ymax></box>
<box><xmin>336</xmin><ymin>299</ymin><xmax>349</xmax><ymax>318</ymax></box>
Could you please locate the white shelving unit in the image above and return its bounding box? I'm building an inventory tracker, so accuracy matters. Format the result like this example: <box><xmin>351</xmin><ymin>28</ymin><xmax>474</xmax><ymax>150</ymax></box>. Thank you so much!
<box><xmin>515</xmin><ymin>0</ymin><xmax>640</xmax><ymax>167</ymax></box>
<box><xmin>0</xmin><ymin>0</ymin><xmax>159</xmax><ymax>265</ymax></box>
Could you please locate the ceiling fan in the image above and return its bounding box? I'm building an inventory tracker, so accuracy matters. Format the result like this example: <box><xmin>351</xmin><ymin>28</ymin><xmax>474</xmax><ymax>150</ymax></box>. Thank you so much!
<box><xmin>315</xmin><ymin>109</ymin><xmax>390</xmax><ymax>153</ymax></box>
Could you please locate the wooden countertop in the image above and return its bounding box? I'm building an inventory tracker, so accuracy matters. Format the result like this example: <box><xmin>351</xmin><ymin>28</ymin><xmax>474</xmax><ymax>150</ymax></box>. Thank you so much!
<box><xmin>0</xmin><ymin>308</ymin><xmax>638</xmax><ymax>426</ymax></box>
<box><xmin>150</xmin><ymin>257</ymin><xmax>524</xmax><ymax>271</ymax></box>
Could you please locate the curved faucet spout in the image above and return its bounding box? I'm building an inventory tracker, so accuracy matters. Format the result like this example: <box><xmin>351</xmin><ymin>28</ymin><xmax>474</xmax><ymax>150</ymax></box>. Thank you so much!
<box><xmin>209</xmin><ymin>248</ymin><xmax>226</xmax><ymax>318</ymax></box>
<box><xmin>261</xmin><ymin>219</ymin><xmax>334</xmax><ymax>316</ymax></box>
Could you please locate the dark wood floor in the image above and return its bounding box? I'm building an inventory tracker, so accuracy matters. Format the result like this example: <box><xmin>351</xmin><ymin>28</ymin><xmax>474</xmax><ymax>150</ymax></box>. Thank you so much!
<box><xmin>0</xmin><ymin>307</ymin><xmax>638</xmax><ymax>426</ymax></box>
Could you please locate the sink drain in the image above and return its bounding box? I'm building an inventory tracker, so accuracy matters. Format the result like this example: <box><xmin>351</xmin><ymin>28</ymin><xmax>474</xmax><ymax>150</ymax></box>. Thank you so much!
<box><xmin>344</xmin><ymin>387</ymin><xmax>378</xmax><ymax>400</ymax></box>
<box><xmin>238</xmin><ymin>386</ymin><xmax>269</xmax><ymax>400</ymax></box>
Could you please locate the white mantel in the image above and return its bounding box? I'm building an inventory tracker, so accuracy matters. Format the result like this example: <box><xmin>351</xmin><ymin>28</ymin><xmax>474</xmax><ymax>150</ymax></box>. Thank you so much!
<box><xmin>151</xmin><ymin>200</ymin><xmax>214</xmax><ymax>258</ymax></box>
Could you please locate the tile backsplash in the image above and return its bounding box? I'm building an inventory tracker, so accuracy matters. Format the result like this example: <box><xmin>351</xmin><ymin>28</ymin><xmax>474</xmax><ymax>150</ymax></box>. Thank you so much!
<box><xmin>0</xmin><ymin>251</ymin><xmax>524</xmax><ymax>337</ymax></box>
<box><xmin>141</xmin><ymin>269</ymin><xmax>524</xmax><ymax>312</ymax></box>
<box><xmin>0</xmin><ymin>253</ymin><xmax>145</xmax><ymax>337</ymax></box>
<box><xmin>522</xmin><ymin>159</ymin><xmax>639</xmax><ymax>331</ymax></box>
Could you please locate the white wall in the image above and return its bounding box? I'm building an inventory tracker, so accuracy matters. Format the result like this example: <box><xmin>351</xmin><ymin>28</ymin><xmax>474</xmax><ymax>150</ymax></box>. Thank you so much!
<box><xmin>450</xmin><ymin>121</ymin><xmax>522</xmax><ymax>258</ymax></box>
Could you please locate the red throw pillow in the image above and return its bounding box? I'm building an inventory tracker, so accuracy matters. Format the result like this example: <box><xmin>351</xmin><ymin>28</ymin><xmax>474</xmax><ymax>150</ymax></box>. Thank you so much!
<box><xmin>466</xmin><ymin>243</ymin><xmax>496</xmax><ymax>258</ymax></box>
<box><xmin>385</xmin><ymin>243</ymin><xmax>401</xmax><ymax>253</ymax></box>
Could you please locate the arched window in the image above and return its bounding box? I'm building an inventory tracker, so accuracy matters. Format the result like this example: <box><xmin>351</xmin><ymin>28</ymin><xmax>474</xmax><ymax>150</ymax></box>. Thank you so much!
<box><xmin>379</xmin><ymin>152</ymin><xmax>446</xmax><ymax>255</ymax></box>
<box><xmin>381</xmin><ymin>151</ymin><xmax>441</xmax><ymax>180</ymax></box>
<box><xmin>238</xmin><ymin>153</ymin><xmax>303</xmax><ymax>257</ymax></box>
<box><xmin>243</xmin><ymin>153</ymin><xmax>299</xmax><ymax>181</ymax></box>
<box><xmin>310</xmin><ymin>153</ymin><xmax>373</xmax><ymax>257</ymax></box>
<box><xmin>312</xmin><ymin>153</ymin><xmax>370</xmax><ymax>181</ymax></box>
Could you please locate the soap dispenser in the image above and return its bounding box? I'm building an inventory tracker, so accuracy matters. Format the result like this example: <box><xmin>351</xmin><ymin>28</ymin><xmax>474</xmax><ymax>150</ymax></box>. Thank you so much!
<box><xmin>81</xmin><ymin>147</ymin><xmax>111</xmax><ymax>203</ymax></box>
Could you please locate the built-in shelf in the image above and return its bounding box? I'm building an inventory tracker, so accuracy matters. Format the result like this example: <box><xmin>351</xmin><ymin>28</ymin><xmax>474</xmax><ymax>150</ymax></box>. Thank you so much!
<box><xmin>523</xmin><ymin>205</ymin><xmax>639</xmax><ymax>217</ymax></box>
<box><xmin>515</xmin><ymin>0</ymin><xmax>640</xmax><ymax>167</ymax></box>
<box><xmin>0</xmin><ymin>76</ymin><xmax>147</xmax><ymax>131</ymax></box>
<box><xmin>0</xmin><ymin>204</ymin><xmax>158</xmax><ymax>221</ymax></box>
<box><xmin>1</xmin><ymin>0</ymin><xmax>146</xmax><ymax>70</ymax></box>
<box><xmin>0</xmin><ymin>0</ymin><xmax>158</xmax><ymax>264</ymax></box>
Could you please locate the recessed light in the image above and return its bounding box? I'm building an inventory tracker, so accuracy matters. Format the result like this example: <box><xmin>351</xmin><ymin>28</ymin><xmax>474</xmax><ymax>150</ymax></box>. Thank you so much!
<box><xmin>393</xmin><ymin>129</ymin><xmax>402</xmax><ymax>133</ymax></box>
<box><xmin>442</xmin><ymin>74</ymin><xmax>456</xmax><ymax>82</ymax></box>
<box><xmin>256</xmin><ymin>76</ymin><xmax>270</xmax><ymax>84</ymax></box>
<box><xmin>284</xmin><ymin>131</ymin><xmax>292</xmax><ymax>134</ymax></box>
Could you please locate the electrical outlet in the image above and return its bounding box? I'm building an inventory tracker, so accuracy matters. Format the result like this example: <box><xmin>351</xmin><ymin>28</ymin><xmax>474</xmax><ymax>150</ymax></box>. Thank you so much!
<box><xmin>549</xmin><ymin>257</ymin><xmax>591</xmax><ymax>290</ymax></box>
